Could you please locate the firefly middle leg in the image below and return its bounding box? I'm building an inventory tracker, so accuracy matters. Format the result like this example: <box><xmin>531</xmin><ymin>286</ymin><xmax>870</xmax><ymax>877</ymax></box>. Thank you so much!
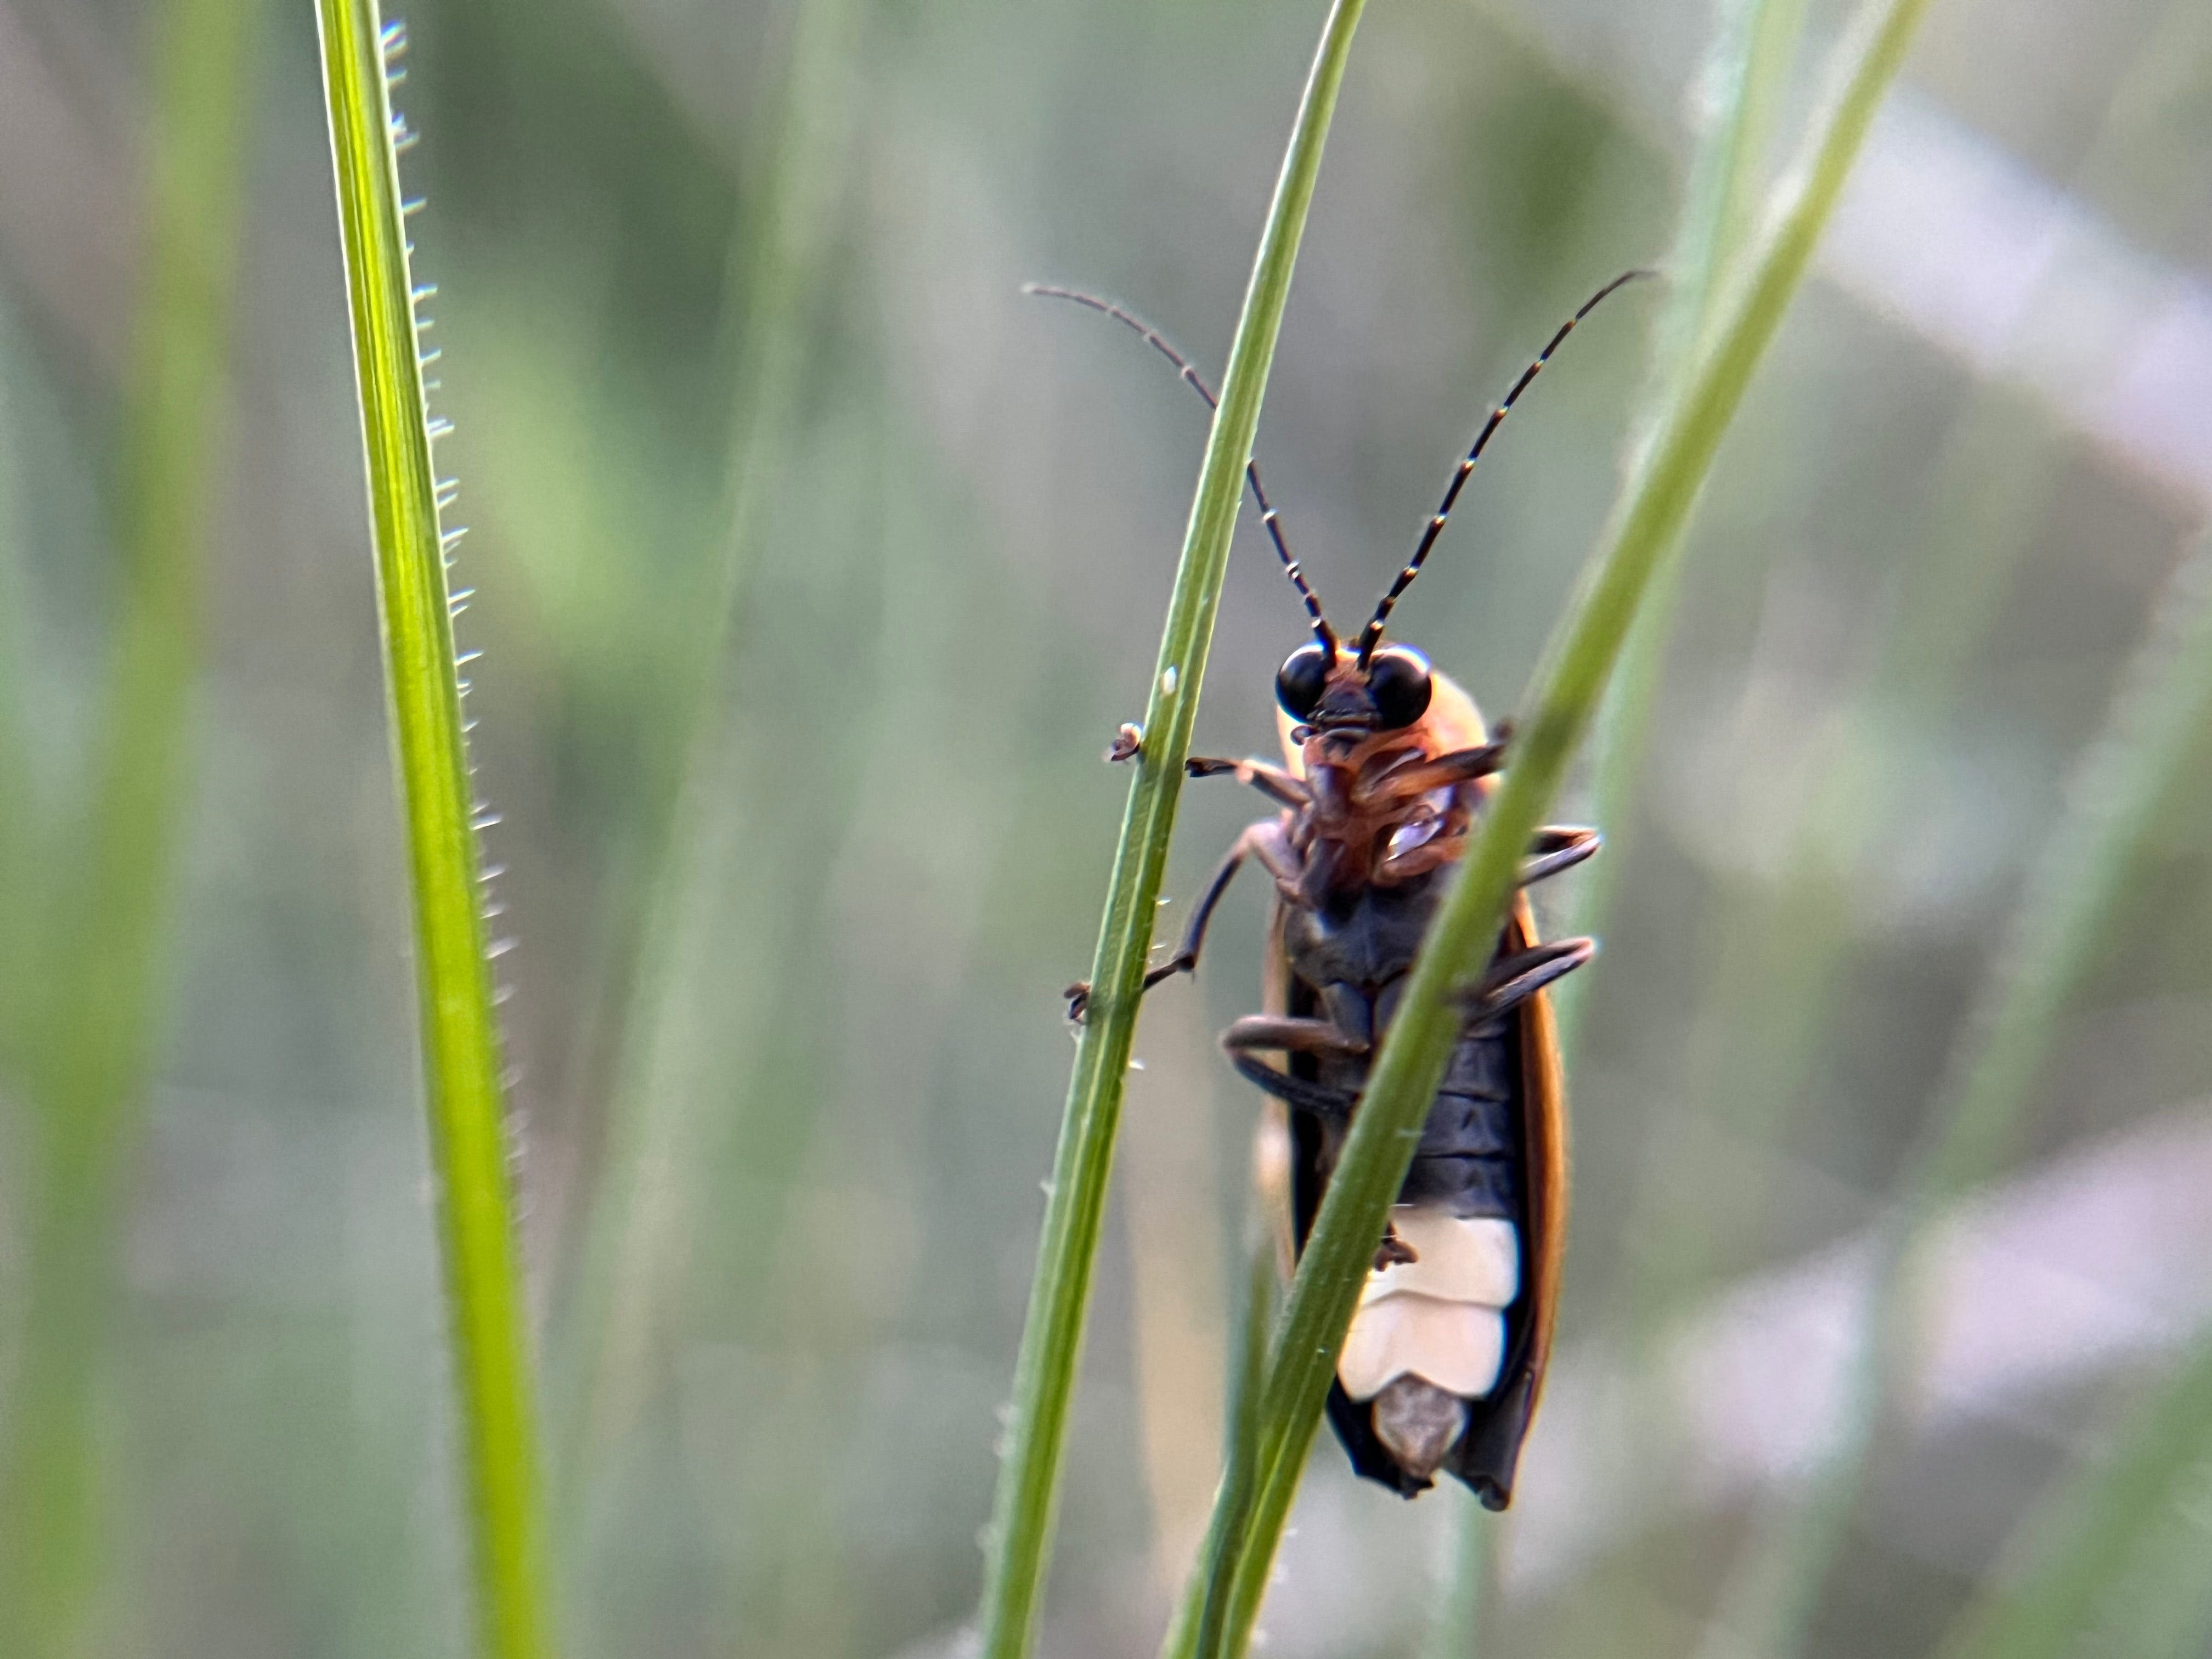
<box><xmin>1064</xmin><ymin>818</ymin><xmax>1301</xmax><ymax>1020</ymax></box>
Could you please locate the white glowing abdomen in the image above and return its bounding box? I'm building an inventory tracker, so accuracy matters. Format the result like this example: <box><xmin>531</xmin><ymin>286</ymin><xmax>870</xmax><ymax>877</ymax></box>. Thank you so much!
<box><xmin>1336</xmin><ymin>1209</ymin><xmax>1519</xmax><ymax>1403</ymax></box>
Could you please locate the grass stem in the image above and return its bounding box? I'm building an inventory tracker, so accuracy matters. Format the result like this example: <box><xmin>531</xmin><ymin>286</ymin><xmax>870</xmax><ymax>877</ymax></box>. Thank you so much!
<box><xmin>1420</xmin><ymin>1497</ymin><xmax>1493</xmax><ymax>1659</ymax></box>
<box><xmin>551</xmin><ymin>0</ymin><xmax>859</xmax><ymax>1536</ymax></box>
<box><xmin>314</xmin><ymin>6</ymin><xmax>555</xmax><ymax>1656</ymax></box>
<box><xmin>1554</xmin><ymin>0</ymin><xmax>1807</xmax><ymax>1058</ymax></box>
<box><xmin>973</xmin><ymin>5</ymin><xmax>1370</xmax><ymax>1654</ymax></box>
<box><xmin>1936</xmin><ymin>1321</ymin><xmax>2212</xmax><ymax>1659</ymax></box>
<box><xmin>0</xmin><ymin>0</ymin><xmax>263</xmax><ymax>1645</ymax></box>
<box><xmin>1757</xmin><ymin>517</ymin><xmax>2212</xmax><ymax>1658</ymax></box>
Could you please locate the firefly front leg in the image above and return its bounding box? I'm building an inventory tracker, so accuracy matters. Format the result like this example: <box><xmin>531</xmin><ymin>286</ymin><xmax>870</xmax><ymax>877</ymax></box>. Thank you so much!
<box><xmin>1361</xmin><ymin>741</ymin><xmax>1509</xmax><ymax>805</ymax></box>
<box><xmin>1064</xmin><ymin>819</ymin><xmax>1301</xmax><ymax>1020</ymax></box>
<box><xmin>1380</xmin><ymin>824</ymin><xmax>1600</xmax><ymax>887</ymax></box>
<box><xmin>1187</xmin><ymin>755</ymin><xmax>1310</xmax><ymax>810</ymax></box>
<box><xmin>1520</xmin><ymin>825</ymin><xmax>1599</xmax><ymax>887</ymax></box>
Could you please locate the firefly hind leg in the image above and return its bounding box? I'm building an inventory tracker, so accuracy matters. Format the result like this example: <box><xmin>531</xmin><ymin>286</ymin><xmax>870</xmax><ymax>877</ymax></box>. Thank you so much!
<box><xmin>1221</xmin><ymin>1015</ymin><xmax>1367</xmax><ymax>1055</ymax></box>
<box><xmin>1227</xmin><ymin>1052</ymin><xmax>1360</xmax><ymax>1120</ymax></box>
<box><xmin>1064</xmin><ymin>820</ymin><xmax>1301</xmax><ymax>1020</ymax></box>
<box><xmin>1459</xmin><ymin>936</ymin><xmax>1595</xmax><ymax>1018</ymax></box>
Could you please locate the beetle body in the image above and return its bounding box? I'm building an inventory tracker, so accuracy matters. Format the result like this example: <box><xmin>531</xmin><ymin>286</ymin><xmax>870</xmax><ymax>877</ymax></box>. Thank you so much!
<box><xmin>1043</xmin><ymin>269</ymin><xmax>1640</xmax><ymax>1503</ymax></box>
<box><xmin>1254</xmin><ymin>662</ymin><xmax>1576</xmax><ymax>1504</ymax></box>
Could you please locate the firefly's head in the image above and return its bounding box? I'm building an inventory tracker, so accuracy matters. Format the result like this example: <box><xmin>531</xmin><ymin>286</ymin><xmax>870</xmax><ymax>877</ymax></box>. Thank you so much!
<box><xmin>1274</xmin><ymin>637</ymin><xmax>1434</xmax><ymax>737</ymax></box>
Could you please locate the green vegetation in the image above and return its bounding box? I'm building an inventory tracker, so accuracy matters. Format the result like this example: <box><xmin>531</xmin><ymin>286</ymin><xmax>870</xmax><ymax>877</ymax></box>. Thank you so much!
<box><xmin>313</xmin><ymin>3</ymin><xmax>552</xmax><ymax>1655</ymax></box>
<box><xmin>1163</xmin><ymin>3</ymin><xmax>1935</xmax><ymax>1652</ymax></box>
<box><xmin>1774</xmin><ymin>520</ymin><xmax>2212</xmax><ymax>1657</ymax></box>
<box><xmin>0</xmin><ymin>0</ymin><xmax>264</xmax><ymax>1647</ymax></box>
<box><xmin>977</xmin><ymin>6</ymin><xmax>1368</xmax><ymax>1654</ymax></box>
<box><xmin>2</xmin><ymin>0</ymin><xmax>2209</xmax><ymax>1655</ymax></box>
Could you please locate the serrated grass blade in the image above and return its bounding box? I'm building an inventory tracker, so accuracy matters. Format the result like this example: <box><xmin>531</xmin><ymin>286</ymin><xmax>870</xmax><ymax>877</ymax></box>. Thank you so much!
<box><xmin>313</xmin><ymin>6</ymin><xmax>554</xmax><ymax>1657</ymax></box>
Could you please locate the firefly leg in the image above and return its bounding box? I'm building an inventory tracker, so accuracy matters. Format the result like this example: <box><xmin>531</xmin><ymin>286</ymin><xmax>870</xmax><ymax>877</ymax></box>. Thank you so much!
<box><xmin>1187</xmin><ymin>755</ymin><xmax>1310</xmax><ymax>809</ymax></box>
<box><xmin>1228</xmin><ymin>1052</ymin><xmax>1360</xmax><ymax>1120</ymax></box>
<box><xmin>1458</xmin><ymin>936</ymin><xmax>1595</xmax><ymax>1018</ymax></box>
<box><xmin>1065</xmin><ymin>820</ymin><xmax>1301</xmax><ymax>1020</ymax></box>
<box><xmin>1221</xmin><ymin>1014</ymin><xmax>1367</xmax><ymax>1054</ymax></box>
<box><xmin>1361</xmin><ymin>742</ymin><xmax>1509</xmax><ymax>805</ymax></box>
<box><xmin>1520</xmin><ymin>826</ymin><xmax>1599</xmax><ymax>887</ymax></box>
<box><xmin>1381</xmin><ymin>823</ymin><xmax>1600</xmax><ymax>886</ymax></box>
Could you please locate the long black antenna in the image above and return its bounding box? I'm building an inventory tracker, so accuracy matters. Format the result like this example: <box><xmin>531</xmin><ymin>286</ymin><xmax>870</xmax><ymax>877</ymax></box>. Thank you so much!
<box><xmin>1025</xmin><ymin>284</ymin><xmax>1336</xmax><ymax>652</ymax></box>
<box><xmin>1357</xmin><ymin>268</ymin><xmax>1652</xmax><ymax>664</ymax></box>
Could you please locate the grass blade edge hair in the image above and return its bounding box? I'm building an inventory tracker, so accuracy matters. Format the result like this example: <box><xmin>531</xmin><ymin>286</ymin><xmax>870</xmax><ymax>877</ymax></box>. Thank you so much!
<box><xmin>312</xmin><ymin>5</ymin><xmax>555</xmax><ymax>1656</ymax></box>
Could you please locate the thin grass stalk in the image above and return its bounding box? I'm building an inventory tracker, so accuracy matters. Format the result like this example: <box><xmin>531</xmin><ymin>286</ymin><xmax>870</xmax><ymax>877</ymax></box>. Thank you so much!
<box><xmin>1755</xmin><ymin>518</ymin><xmax>2212</xmax><ymax>1657</ymax></box>
<box><xmin>1175</xmin><ymin>1112</ymin><xmax>1285</xmax><ymax>1646</ymax></box>
<box><xmin>1228</xmin><ymin>1232</ymin><xmax>1282</xmax><ymax>1515</ymax></box>
<box><xmin>551</xmin><ymin>0</ymin><xmax>857</xmax><ymax>1528</ymax></box>
<box><xmin>1171</xmin><ymin>2</ymin><xmax>1934</xmax><ymax>1650</ymax></box>
<box><xmin>1935</xmin><ymin>1325</ymin><xmax>2212</xmax><ymax>1659</ymax></box>
<box><xmin>313</xmin><ymin>8</ymin><xmax>552</xmax><ymax>1657</ymax></box>
<box><xmin>974</xmin><ymin>6</ymin><xmax>1369</xmax><ymax>1654</ymax></box>
<box><xmin>0</xmin><ymin>330</ymin><xmax>33</xmax><ymax>1072</ymax></box>
<box><xmin>1420</xmin><ymin>1496</ymin><xmax>1493</xmax><ymax>1659</ymax></box>
<box><xmin>1554</xmin><ymin>0</ymin><xmax>1808</xmax><ymax>1057</ymax></box>
<box><xmin>1668</xmin><ymin>399</ymin><xmax>2070</xmax><ymax>1659</ymax></box>
<box><xmin>1674</xmin><ymin>18</ymin><xmax>2212</xmax><ymax>1636</ymax></box>
<box><xmin>1160</xmin><ymin>1228</ymin><xmax>1282</xmax><ymax>1659</ymax></box>
<box><xmin>0</xmin><ymin>0</ymin><xmax>262</xmax><ymax>1646</ymax></box>
<box><xmin>1628</xmin><ymin>0</ymin><xmax>2200</xmax><ymax>1387</ymax></box>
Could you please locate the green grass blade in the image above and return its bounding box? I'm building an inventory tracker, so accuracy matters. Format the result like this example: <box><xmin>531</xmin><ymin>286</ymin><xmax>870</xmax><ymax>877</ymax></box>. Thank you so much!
<box><xmin>313</xmin><ymin>8</ymin><xmax>554</xmax><ymax>1658</ymax></box>
<box><xmin>1160</xmin><ymin>1227</ymin><xmax>1283</xmax><ymax>1659</ymax></box>
<box><xmin>552</xmin><ymin>0</ymin><xmax>857</xmax><ymax>1530</ymax></box>
<box><xmin>0</xmin><ymin>0</ymin><xmax>263</xmax><ymax>1646</ymax></box>
<box><xmin>1228</xmin><ymin>1227</ymin><xmax>1284</xmax><ymax>1522</ymax></box>
<box><xmin>974</xmin><ymin>5</ymin><xmax>1369</xmax><ymax>1654</ymax></box>
<box><xmin>1911</xmin><ymin>546</ymin><xmax>2212</xmax><ymax>1206</ymax></box>
<box><xmin>1553</xmin><ymin>0</ymin><xmax>1808</xmax><ymax>1057</ymax></box>
<box><xmin>1170</xmin><ymin>0</ymin><xmax>1935</xmax><ymax>1647</ymax></box>
<box><xmin>1751</xmin><ymin>518</ymin><xmax>2212</xmax><ymax>1658</ymax></box>
<box><xmin>1420</xmin><ymin>1498</ymin><xmax>1494</xmax><ymax>1659</ymax></box>
<box><xmin>1616</xmin><ymin>0</ymin><xmax>2202</xmax><ymax>1363</ymax></box>
<box><xmin>1936</xmin><ymin>1329</ymin><xmax>2212</xmax><ymax>1659</ymax></box>
<box><xmin>0</xmin><ymin>320</ymin><xmax>33</xmax><ymax>1072</ymax></box>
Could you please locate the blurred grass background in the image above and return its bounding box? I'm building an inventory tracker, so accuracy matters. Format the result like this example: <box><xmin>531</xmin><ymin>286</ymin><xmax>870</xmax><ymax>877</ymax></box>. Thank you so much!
<box><xmin>3</xmin><ymin>0</ymin><xmax>2212</xmax><ymax>1655</ymax></box>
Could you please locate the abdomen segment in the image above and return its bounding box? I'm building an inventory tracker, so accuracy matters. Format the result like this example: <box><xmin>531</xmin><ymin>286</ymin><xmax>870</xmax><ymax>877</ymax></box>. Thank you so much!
<box><xmin>1335</xmin><ymin>1210</ymin><xmax>1520</xmax><ymax>1477</ymax></box>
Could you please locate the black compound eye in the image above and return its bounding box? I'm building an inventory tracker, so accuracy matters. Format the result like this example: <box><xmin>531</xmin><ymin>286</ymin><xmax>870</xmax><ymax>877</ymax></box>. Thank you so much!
<box><xmin>1366</xmin><ymin>644</ymin><xmax>1432</xmax><ymax>729</ymax></box>
<box><xmin>1274</xmin><ymin>642</ymin><xmax>1331</xmax><ymax>720</ymax></box>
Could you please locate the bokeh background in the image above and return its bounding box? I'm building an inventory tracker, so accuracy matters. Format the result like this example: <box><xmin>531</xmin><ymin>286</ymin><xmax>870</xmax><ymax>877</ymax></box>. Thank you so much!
<box><xmin>5</xmin><ymin>0</ymin><xmax>2212</xmax><ymax>1654</ymax></box>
